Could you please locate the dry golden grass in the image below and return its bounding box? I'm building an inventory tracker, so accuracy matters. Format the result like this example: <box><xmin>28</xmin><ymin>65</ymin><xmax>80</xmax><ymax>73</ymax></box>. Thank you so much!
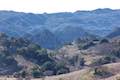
<box><xmin>31</xmin><ymin>68</ymin><xmax>95</xmax><ymax>80</ymax></box>
<box><xmin>0</xmin><ymin>68</ymin><xmax>92</xmax><ymax>80</ymax></box>
<box><xmin>1</xmin><ymin>63</ymin><xmax>120</xmax><ymax>80</ymax></box>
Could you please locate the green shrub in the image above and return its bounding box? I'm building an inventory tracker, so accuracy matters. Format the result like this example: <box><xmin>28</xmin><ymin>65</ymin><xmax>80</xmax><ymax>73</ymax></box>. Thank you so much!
<box><xmin>41</xmin><ymin>61</ymin><xmax>55</xmax><ymax>70</ymax></box>
<box><xmin>32</xmin><ymin>70</ymin><xmax>43</xmax><ymax>78</ymax></box>
<box><xmin>56</xmin><ymin>68</ymin><xmax>69</xmax><ymax>75</ymax></box>
<box><xmin>94</xmin><ymin>67</ymin><xmax>113</xmax><ymax>78</ymax></box>
<box><xmin>100</xmin><ymin>39</ymin><xmax>109</xmax><ymax>44</ymax></box>
<box><xmin>92</xmin><ymin>56</ymin><xmax>116</xmax><ymax>66</ymax></box>
<box><xmin>31</xmin><ymin>67</ymin><xmax>43</xmax><ymax>78</ymax></box>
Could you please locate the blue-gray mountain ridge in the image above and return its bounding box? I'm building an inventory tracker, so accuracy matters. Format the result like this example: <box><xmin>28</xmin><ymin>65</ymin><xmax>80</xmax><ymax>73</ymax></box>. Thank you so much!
<box><xmin>0</xmin><ymin>8</ymin><xmax>120</xmax><ymax>49</ymax></box>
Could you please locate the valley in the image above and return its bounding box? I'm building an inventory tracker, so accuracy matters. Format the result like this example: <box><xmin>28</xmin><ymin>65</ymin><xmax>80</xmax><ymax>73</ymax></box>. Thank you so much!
<box><xmin>0</xmin><ymin>9</ymin><xmax>120</xmax><ymax>80</ymax></box>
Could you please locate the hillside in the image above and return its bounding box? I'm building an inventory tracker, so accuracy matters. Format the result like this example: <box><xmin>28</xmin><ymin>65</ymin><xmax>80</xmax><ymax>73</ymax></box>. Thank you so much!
<box><xmin>0</xmin><ymin>32</ymin><xmax>60</xmax><ymax>76</ymax></box>
<box><xmin>33</xmin><ymin>62</ymin><xmax>120</xmax><ymax>80</ymax></box>
<box><xmin>0</xmin><ymin>34</ymin><xmax>120</xmax><ymax>80</ymax></box>
<box><xmin>0</xmin><ymin>32</ymin><xmax>95</xmax><ymax>79</ymax></box>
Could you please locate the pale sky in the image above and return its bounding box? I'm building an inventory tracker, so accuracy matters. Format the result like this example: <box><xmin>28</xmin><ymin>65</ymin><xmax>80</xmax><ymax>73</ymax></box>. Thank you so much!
<box><xmin>0</xmin><ymin>0</ymin><xmax>120</xmax><ymax>13</ymax></box>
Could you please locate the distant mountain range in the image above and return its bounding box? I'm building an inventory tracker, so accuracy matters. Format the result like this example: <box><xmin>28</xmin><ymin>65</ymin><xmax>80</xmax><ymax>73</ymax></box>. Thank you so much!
<box><xmin>1</xmin><ymin>9</ymin><xmax>120</xmax><ymax>79</ymax></box>
<box><xmin>0</xmin><ymin>8</ymin><xmax>120</xmax><ymax>49</ymax></box>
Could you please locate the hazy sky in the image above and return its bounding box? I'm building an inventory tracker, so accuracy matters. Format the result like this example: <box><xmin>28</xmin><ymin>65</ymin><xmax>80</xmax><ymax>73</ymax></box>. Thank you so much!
<box><xmin>0</xmin><ymin>0</ymin><xmax>120</xmax><ymax>13</ymax></box>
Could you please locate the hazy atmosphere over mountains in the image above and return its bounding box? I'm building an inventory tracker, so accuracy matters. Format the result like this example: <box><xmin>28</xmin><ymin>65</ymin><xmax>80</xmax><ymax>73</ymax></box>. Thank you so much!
<box><xmin>0</xmin><ymin>9</ymin><xmax>120</xmax><ymax>49</ymax></box>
